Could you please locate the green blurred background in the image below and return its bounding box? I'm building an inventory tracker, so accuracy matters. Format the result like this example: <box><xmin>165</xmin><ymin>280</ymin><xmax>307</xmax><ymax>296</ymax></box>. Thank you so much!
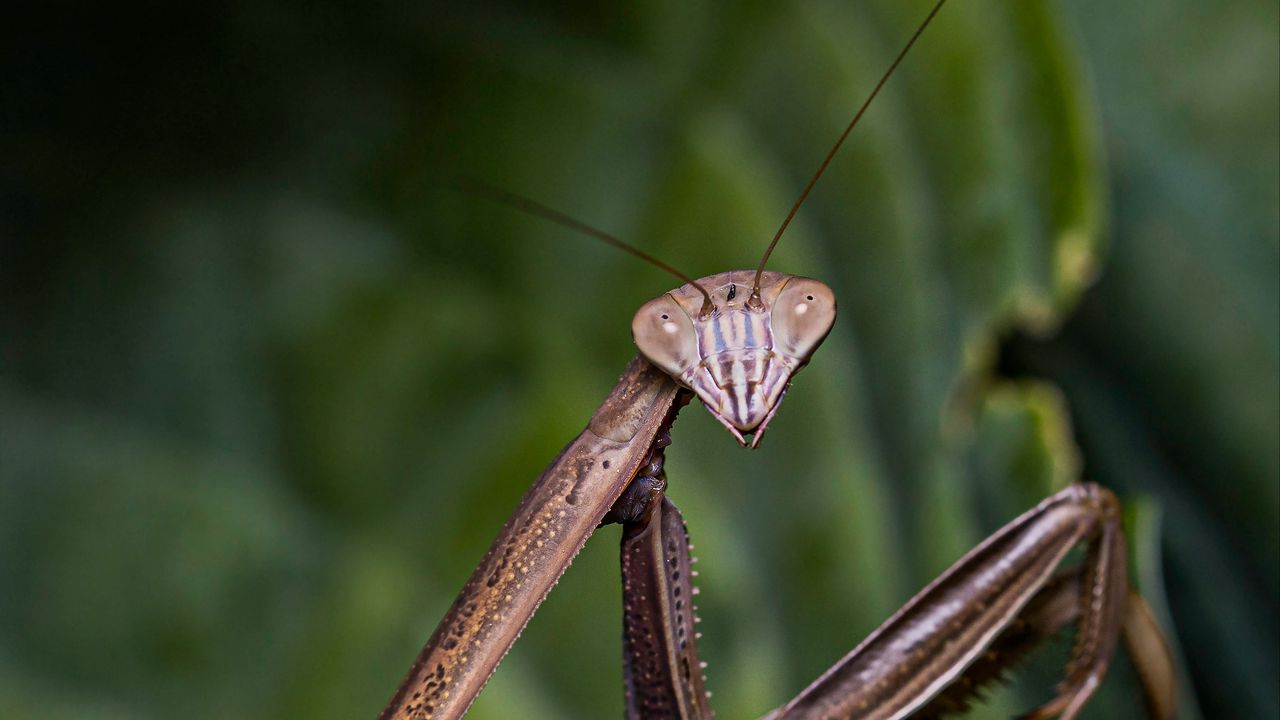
<box><xmin>2</xmin><ymin>1</ymin><xmax>1276</xmax><ymax>718</ymax></box>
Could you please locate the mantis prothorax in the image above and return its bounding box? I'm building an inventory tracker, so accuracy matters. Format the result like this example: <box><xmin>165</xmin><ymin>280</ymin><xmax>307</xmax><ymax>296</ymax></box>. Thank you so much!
<box><xmin>380</xmin><ymin>1</ymin><xmax>1178</xmax><ymax>717</ymax></box>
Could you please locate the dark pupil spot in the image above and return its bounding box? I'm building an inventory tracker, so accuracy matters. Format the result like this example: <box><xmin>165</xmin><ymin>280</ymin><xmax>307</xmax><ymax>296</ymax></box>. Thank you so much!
<box><xmin>661</xmin><ymin>314</ymin><xmax>669</xmax><ymax>320</ymax></box>
<box><xmin>727</xmin><ymin>284</ymin><xmax>737</xmax><ymax>301</ymax></box>
<box><xmin>806</xmin><ymin>295</ymin><xmax>814</xmax><ymax>301</ymax></box>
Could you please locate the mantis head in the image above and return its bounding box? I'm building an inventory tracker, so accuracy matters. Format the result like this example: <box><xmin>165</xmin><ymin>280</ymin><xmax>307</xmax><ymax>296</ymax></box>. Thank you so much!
<box><xmin>458</xmin><ymin>0</ymin><xmax>920</xmax><ymax>450</ymax></box>
<box><xmin>632</xmin><ymin>270</ymin><xmax>835</xmax><ymax>448</ymax></box>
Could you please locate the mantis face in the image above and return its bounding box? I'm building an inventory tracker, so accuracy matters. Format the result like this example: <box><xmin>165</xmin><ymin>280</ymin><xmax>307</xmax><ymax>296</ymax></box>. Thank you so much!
<box><xmin>631</xmin><ymin>270</ymin><xmax>836</xmax><ymax>448</ymax></box>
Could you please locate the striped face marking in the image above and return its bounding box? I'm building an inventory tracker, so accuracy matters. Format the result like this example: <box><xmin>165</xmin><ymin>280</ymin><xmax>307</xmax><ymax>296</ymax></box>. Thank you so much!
<box><xmin>631</xmin><ymin>270</ymin><xmax>836</xmax><ymax>448</ymax></box>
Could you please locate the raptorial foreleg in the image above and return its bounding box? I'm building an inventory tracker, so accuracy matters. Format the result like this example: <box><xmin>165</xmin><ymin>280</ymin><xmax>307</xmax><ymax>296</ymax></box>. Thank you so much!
<box><xmin>768</xmin><ymin>483</ymin><xmax>1174</xmax><ymax>720</ymax></box>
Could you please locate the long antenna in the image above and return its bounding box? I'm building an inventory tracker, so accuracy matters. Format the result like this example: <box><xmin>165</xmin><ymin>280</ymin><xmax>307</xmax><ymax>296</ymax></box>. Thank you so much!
<box><xmin>750</xmin><ymin>0</ymin><xmax>949</xmax><ymax>303</ymax></box>
<box><xmin>454</xmin><ymin>178</ymin><xmax>716</xmax><ymax>317</ymax></box>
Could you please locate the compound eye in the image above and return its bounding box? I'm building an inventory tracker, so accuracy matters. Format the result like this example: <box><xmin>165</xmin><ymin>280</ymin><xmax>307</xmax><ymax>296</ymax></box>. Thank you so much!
<box><xmin>770</xmin><ymin>278</ymin><xmax>836</xmax><ymax>360</ymax></box>
<box><xmin>632</xmin><ymin>295</ymin><xmax>699</xmax><ymax>380</ymax></box>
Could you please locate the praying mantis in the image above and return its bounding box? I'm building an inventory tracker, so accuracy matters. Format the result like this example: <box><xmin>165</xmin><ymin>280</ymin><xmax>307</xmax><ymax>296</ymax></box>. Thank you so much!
<box><xmin>379</xmin><ymin>1</ymin><xmax>1180</xmax><ymax>717</ymax></box>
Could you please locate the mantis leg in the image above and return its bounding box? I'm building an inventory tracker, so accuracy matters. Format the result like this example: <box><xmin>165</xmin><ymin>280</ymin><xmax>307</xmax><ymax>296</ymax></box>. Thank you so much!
<box><xmin>1120</xmin><ymin>590</ymin><xmax>1179</xmax><ymax>720</ymax></box>
<box><xmin>605</xmin><ymin>429</ymin><xmax>712</xmax><ymax>719</ymax></box>
<box><xmin>620</xmin><ymin>494</ymin><xmax>712</xmax><ymax>719</ymax></box>
<box><xmin>379</xmin><ymin>358</ymin><xmax>684</xmax><ymax>720</ymax></box>
<box><xmin>615</xmin><ymin>481</ymin><xmax>1175</xmax><ymax>719</ymax></box>
<box><xmin>913</xmin><ymin>570</ymin><xmax>1177</xmax><ymax>719</ymax></box>
<box><xmin>769</xmin><ymin>482</ymin><xmax>1173</xmax><ymax>720</ymax></box>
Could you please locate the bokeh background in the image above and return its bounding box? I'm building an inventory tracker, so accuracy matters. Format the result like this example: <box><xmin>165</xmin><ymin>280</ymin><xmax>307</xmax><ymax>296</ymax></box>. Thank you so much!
<box><xmin>3</xmin><ymin>1</ymin><xmax>1276</xmax><ymax>718</ymax></box>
